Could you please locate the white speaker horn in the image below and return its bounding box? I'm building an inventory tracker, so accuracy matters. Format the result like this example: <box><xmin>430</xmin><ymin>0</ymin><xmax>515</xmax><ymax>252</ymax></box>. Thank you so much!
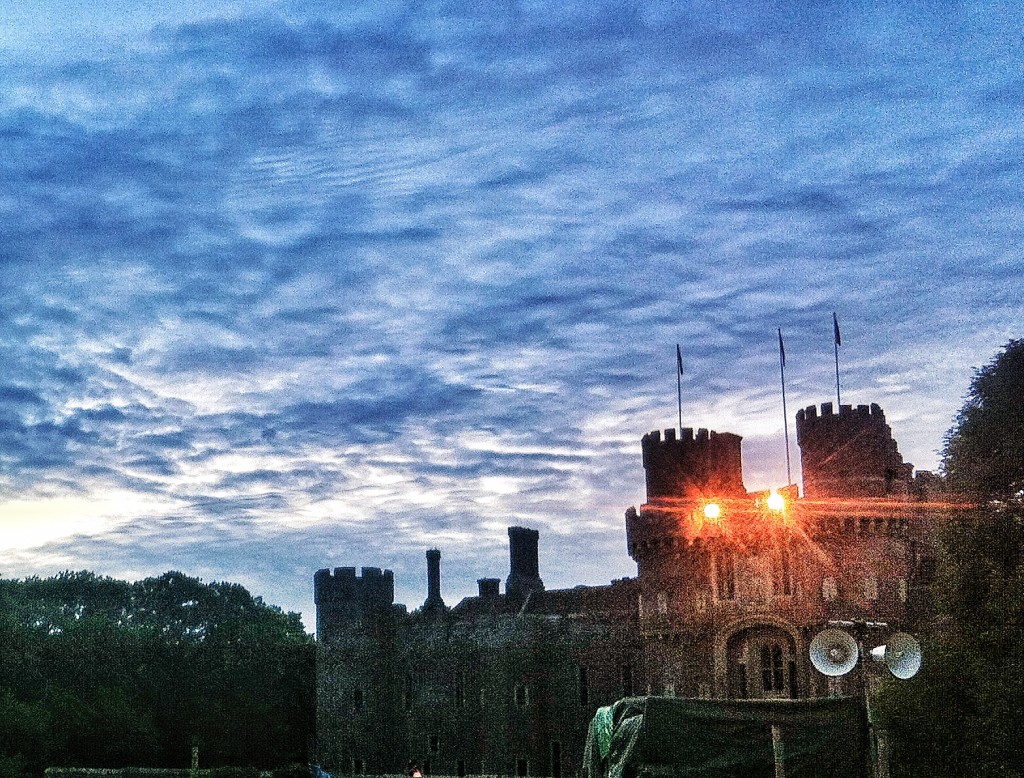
<box><xmin>870</xmin><ymin>632</ymin><xmax>922</xmax><ymax>679</ymax></box>
<box><xmin>810</xmin><ymin>628</ymin><xmax>859</xmax><ymax>677</ymax></box>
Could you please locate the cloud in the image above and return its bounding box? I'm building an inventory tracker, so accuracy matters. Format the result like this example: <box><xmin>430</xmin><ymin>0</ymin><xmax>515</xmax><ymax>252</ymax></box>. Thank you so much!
<box><xmin>0</xmin><ymin>0</ymin><xmax>1022</xmax><ymax>626</ymax></box>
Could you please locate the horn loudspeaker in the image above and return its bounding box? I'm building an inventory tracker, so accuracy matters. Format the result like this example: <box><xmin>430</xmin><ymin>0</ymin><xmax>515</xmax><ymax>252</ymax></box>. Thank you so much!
<box><xmin>810</xmin><ymin>628</ymin><xmax>859</xmax><ymax>677</ymax></box>
<box><xmin>870</xmin><ymin>632</ymin><xmax>922</xmax><ymax>679</ymax></box>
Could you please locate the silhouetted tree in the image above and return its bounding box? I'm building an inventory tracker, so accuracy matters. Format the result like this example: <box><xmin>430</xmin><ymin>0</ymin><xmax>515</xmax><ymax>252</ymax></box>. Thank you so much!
<box><xmin>878</xmin><ymin>339</ymin><xmax>1024</xmax><ymax>777</ymax></box>
<box><xmin>0</xmin><ymin>571</ymin><xmax>314</xmax><ymax>774</ymax></box>
<box><xmin>942</xmin><ymin>338</ymin><xmax>1024</xmax><ymax>500</ymax></box>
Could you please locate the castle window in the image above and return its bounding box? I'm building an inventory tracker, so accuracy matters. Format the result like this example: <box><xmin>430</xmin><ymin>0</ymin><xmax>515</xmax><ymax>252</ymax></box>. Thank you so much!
<box><xmin>550</xmin><ymin>741</ymin><xmax>562</xmax><ymax>778</ymax></box>
<box><xmin>429</xmin><ymin>735</ymin><xmax>440</xmax><ymax>754</ymax></box>
<box><xmin>715</xmin><ymin>552</ymin><xmax>736</xmax><ymax>600</ymax></box>
<box><xmin>404</xmin><ymin>673</ymin><xmax>414</xmax><ymax>710</ymax></box>
<box><xmin>863</xmin><ymin>575</ymin><xmax>879</xmax><ymax>601</ymax></box>
<box><xmin>423</xmin><ymin>760</ymin><xmax>431</xmax><ymax>776</ymax></box>
<box><xmin>353</xmin><ymin>687</ymin><xmax>363</xmax><ymax>712</ymax></box>
<box><xmin>578</xmin><ymin>666</ymin><xmax>589</xmax><ymax>706</ymax></box>
<box><xmin>516</xmin><ymin>759</ymin><xmax>529</xmax><ymax>777</ymax></box>
<box><xmin>737</xmin><ymin>664</ymin><xmax>748</xmax><ymax>699</ymax></box>
<box><xmin>353</xmin><ymin>759</ymin><xmax>364</xmax><ymax>774</ymax></box>
<box><xmin>822</xmin><ymin>577</ymin><xmax>837</xmax><ymax>601</ymax></box>
<box><xmin>656</xmin><ymin>591</ymin><xmax>668</xmax><ymax>614</ymax></box>
<box><xmin>760</xmin><ymin>644</ymin><xmax>784</xmax><ymax>692</ymax></box>
<box><xmin>514</xmin><ymin>684</ymin><xmax>528</xmax><ymax>707</ymax></box>
<box><xmin>457</xmin><ymin>761</ymin><xmax>466</xmax><ymax>777</ymax></box>
<box><xmin>779</xmin><ymin>544</ymin><xmax>793</xmax><ymax>596</ymax></box>
<box><xmin>788</xmin><ymin>659</ymin><xmax>798</xmax><ymax>698</ymax></box>
<box><xmin>621</xmin><ymin>664</ymin><xmax>634</xmax><ymax>696</ymax></box>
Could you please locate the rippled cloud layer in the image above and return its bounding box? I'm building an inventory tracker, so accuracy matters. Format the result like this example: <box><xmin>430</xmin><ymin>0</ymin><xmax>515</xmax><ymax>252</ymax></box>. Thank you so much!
<box><xmin>1</xmin><ymin>0</ymin><xmax>1021</xmax><ymax>624</ymax></box>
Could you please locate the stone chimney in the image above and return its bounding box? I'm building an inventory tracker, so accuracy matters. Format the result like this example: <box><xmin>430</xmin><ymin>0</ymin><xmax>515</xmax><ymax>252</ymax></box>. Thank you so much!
<box><xmin>477</xmin><ymin>578</ymin><xmax>500</xmax><ymax>598</ymax></box>
<box><xmin>505</xmin><ymin>526</ymin><xmax>544</xmax><ymax>600</ymax></box>
<box><xmin>423</xmin><ymin>548</ymin><xmax>446</xmax><ymax>612</ymax></box>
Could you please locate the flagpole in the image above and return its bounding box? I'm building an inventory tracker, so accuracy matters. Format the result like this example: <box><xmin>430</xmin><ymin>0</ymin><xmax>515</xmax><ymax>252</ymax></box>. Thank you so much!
<box><xmin>779</xmin><ymin>328</ymin><xmax>792</xmax><ymax>486</ymax></box>
<box><xmin>833</xmin><ymin>312</ymin><xmax>842</xmax><ymax>407</ymax></box>
<box><xmin>676</xmin><ymin>344</ymin><xmax>683</xmax><ymax>434</ymax></box>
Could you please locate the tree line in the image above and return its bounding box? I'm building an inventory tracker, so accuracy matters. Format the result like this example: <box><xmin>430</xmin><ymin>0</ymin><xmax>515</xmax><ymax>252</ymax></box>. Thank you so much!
<box><xmin>0</xmin><ymin>571</ymin><xmax>314</xmax><ymax>778</ymax></box>
<box><xmin>2</xmin><ymin>340</ymin><xmax>1021</xmax><ymax>778</ymax></box>
<box><xmin>877</xmin><ymin>338</ymin><xmax>1024</xmax><ymax>777</ymax></box>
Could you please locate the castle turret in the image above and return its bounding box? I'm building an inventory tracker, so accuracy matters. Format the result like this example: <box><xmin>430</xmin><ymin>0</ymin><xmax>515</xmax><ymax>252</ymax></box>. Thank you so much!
<box><xmin>505</xmin><ymin>526</ymin><xmax>544</xmax><ymax>600</ymax></box>
<box><xmin>641</xmin><ymin>427</ymin><xmax>745</xmax><ymax>500</ymax></box>
<box><xmin>796</xmin><ymin>402</ymin><xmax>914</xmax><ymax>498</ymax></box>
<box><xmin>313</xmin><ymin>566</ymin><xmax>395</xmax><ymax>640</ymax></box>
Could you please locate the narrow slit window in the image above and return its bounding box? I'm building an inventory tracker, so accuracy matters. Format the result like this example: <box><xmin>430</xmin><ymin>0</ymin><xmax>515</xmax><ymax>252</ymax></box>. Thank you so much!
<box><xmin>716</xmin><ymin>553</ymin><xmax>736</xmax><ymax>600</ymax></box>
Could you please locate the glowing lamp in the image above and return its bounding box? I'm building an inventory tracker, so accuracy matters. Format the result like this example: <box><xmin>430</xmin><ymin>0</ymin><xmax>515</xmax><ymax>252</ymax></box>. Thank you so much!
<box><xmin>703</xmin><ymin>502</ymin><xmax>722</xmax><ymax>520</ymax></box>
<box><xmin>766</xmin><ymin>491</ymin><xmax>785</xmax><ymax>512</ymax></box>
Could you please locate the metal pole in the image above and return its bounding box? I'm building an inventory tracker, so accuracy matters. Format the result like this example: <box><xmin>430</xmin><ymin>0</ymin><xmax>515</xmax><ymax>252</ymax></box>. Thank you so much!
<box><xmin>771</xmin><ymin>724</ymin><xmax>786</xmax><ymax>778</ymax></box>
<box><xmin>834</xmin><ymin>338</ymin><xmax>841</xmax><ymax>407</ymax></box>
<box><xmin>677</xmin><ymin>365</ymin><xmax>682</xmax><ymax>434</ymax></box>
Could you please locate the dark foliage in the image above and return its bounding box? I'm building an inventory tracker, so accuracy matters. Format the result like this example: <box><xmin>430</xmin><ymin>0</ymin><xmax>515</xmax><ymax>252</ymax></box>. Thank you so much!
<box><xmin>0</xmin><ymin>572</ymin><xmax>314</xmax><ymax>776</ymax></box>
<box><xmin>942</xmin><ymin>338</ymin><xmax>1024</xmax><ymax>500</ymax></box>
<box><xmin>877</xmin><ymin>506</ymin><xmax>1024</xmax><ymax>777</ymax></box>
<box><xmin>877</xmin><ymin>339</ymin><xmax>1024</xmax><ymax>777</ymax></box>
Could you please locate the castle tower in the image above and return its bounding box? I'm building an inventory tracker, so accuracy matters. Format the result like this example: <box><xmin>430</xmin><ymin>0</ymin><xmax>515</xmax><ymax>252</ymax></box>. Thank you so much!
<box><xmin>313</xmin><ymin>566</ymin><xmax>395</xmax><ymax>640</ymax></box>
<box><xmin>641</xmin><ymin>427</ymin><xmax>745</xmax><ymax>501</ymax></box>
<box><xmin>796</xmin><ymin>402</ymin><xmax>914</xmax><ymax>498</ymax></box>
<box><xmin>505</xmin><ymin>526</ymin><xmax>544</xmax><ymax>600</ymax></box>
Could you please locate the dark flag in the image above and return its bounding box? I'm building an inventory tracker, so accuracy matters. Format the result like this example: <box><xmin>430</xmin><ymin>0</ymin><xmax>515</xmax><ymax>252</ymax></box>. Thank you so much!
<box><xmin>832</xmin><ymin>312</ymin><xmax>842</xmax><ymax>407</ymax></box>
<box><xmin>778</xmin><ymin>327</ymin><xmax>791</xmax><ymax>484</ymax></box>
<box><xmin>675</xmin><ymin>344</ymin><xmax>684</xmax><ymax>432</ymax></box>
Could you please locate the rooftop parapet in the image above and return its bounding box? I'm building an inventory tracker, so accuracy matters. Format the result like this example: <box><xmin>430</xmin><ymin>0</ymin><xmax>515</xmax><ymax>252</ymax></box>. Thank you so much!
<box><xmin>796</xmin><ymin>402</ymin><xmax>913</xmax><ymax>499</ymax></box>
<box><xmin>796</xmin><ymin>402</ymin><xmax>886</xmax><ymax>429</ymax></box>
<box><xmin>641</xmin><ymin>427</ymin><xmax>745</xmax><ymax>500</ymax></box>
<box><xmin>314</xmin><ymin>566</ymin><xmax>395</xmax><ymax>631</ymax></box>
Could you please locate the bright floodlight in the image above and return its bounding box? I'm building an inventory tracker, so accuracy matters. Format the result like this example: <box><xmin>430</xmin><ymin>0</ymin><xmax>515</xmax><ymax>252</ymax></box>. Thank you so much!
<box><xmin>703</xmin><ymin>502</ymin><xmax>721</xmax><ymax>520</ymax></box>
<box><xmin>767</xmin><ymin>491</ymin><xmax>785</xmax><ymax>512</ymax></box>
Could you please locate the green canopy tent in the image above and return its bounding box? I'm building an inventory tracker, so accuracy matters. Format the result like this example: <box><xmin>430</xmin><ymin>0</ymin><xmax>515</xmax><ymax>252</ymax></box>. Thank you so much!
<box><xmin>583</xmin><ymin>696</ymin><xmax>869</xmax><ymax>778</ymax></box>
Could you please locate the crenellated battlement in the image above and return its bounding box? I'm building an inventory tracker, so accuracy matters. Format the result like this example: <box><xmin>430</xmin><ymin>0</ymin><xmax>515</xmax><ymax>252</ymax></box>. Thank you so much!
<box><xmin>314</xmin><ymin>566</ymin><xmax>395</xmax><ymax>639</ymax></box>
<box><xmin>796</xmin><ymin>402</ymin><xmax>913</xmax><ymax>498</ymax></box>
<box><xmin>795</xmin><ymin>402</ymin><xmax>887</xmax><ymax>429</ymax></box>
<box><xmin>641</xmin><ymin>427</ymin><xmax>745</xmax><ymax>500</ymax></box>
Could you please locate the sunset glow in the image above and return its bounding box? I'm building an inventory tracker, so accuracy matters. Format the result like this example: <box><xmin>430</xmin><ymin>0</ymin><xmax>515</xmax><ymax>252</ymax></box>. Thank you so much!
<box><xmin>0</xmin><ymin>0</ymin><xmax>1020</xmax><ymax>625</ymax></box>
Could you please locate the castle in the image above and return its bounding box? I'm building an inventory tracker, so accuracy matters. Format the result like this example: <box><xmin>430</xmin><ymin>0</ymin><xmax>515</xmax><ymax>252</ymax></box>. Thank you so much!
<box><xmin>314</xmin><ymin>402</ymin><xmax>949</xmax><ymax>776</ymax></box>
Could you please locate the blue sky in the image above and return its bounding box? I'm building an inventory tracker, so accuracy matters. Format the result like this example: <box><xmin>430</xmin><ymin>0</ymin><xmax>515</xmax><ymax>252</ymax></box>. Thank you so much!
<box><xmin>1</xmin><ymin>0</ymin><xmax>1021</xmax><ymax>628</ymax></box>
